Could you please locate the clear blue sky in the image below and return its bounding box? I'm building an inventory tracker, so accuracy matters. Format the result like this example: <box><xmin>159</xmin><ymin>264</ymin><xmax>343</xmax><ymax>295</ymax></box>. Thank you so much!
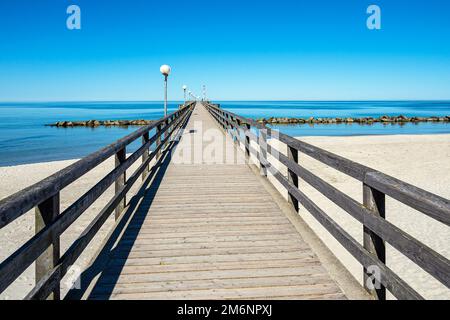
<box><xmin>0</xmin><ymin>0</ymin><xmax>449</xmax><ymax>101</ymax></box>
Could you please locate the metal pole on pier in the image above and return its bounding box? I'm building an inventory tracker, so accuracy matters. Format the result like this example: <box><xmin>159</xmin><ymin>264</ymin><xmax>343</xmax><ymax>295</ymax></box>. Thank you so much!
<box><xmin>183</xmin><ymin>85</ymin><xmax>187</xmax><ymax>105</ymax></box>
<box><xmin>160</xmin><ymin>64</ymin><xmax>171</xmax><ymax>116</ymax></box>
<box><xmin>202</xmin><ymin>85</ymin><xmax>207</xmax><ymax>101</ymax></box>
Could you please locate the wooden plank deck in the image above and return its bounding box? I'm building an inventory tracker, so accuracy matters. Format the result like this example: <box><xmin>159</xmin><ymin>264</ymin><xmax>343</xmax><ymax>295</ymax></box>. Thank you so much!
<box><xmin>82</xmin><ymin>103</ymin><xmax>346</xmax><ymax>300</ymax></box>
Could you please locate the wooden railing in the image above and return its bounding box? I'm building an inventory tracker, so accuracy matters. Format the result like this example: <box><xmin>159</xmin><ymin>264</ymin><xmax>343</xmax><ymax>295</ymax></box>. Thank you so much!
<box><xmin>0</xmin><ymin>102</ymin><xmax>194</xmax><ymax>300</ymax></box>
<box><xmin>205</xmin><ymin>102</ymin><xmax>450</xmax><ymax>300</ymax></box>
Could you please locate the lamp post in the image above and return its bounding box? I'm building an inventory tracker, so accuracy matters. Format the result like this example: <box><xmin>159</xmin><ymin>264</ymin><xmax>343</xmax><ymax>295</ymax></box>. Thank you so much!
<box><xmin>182</xmin><ymin>85</ymin><xmax>187</xmax><ymax>105</ymax></box>
<box><xmin>202</xmin><ymin>85</ymin><xmax>206</xmax><ymax>102</ymax></box>
<box><xmin>160</xmin><ymin>64</ymin><xmax>171</xmax><ymax>117</ymax></box>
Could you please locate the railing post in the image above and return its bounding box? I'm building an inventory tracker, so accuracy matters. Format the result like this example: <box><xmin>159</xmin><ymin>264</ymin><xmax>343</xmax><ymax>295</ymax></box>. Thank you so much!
<box><xmin>225</xmin><ymin>114</ymin><xmax>231</xmax><ymax>132</ymax></box>
<box><xmin>259</xmin><ymin>128</ymin><xmax>268</xmax><ymax>176</ymax></box>
<box><xmin>222</xmin><ymin>111</ymin><xmax>227</xmax><ymax>130</ymax></box>
<box><xmin>363</xmin><ymin>183</ymin><xmax>386</xmax><ymax>300</ymax></box>
<box><xmin>156</xmin><ymin>123</ymin><xmax>162</xmax><ymax>160</ymax></box>
<box><xmin>233</xmin><ymin>117</ymin><xmax>240</xmax><ymax>144</ymax></box>
<box><xmin>35</xmin><ymin>193</ymin><xmax>60</xmax><ymax>300</ymax></box>
<box><xmin>142</xmin><ymin>132</ymin><xmax>150</xmax><ymax>181</ymax></box>
<box><xmin>115</xmin><ymin>147</ymin><xmax>126</xmax><ymax>220</ymax></box>
<box><xmin>228</xmin><ymin>115</ymin><xmax>233</xmax><ymax>136</ymax></box>
<box><xmin>235</xmin><ymin>119</ymin><xmax>242</xmax><ymax>149</ymax></box>
<box><xmin>229</xmin><ymin>115</ymin><xmax>236</xmax><ymax>140</ymax></box>
<box><xmin>164</xmin><ymin>119</ymin><xmax>170</xmax><ymax>149</ymax></box>
<box><xmin>287</xmin><ymin>146</ymin><xmax>299</xmax><ymax>212</ymax></box>
<box><xmin>244</xmin><ymin>123</ymin><xmax>251</xmax><ymax>161</ymax></box>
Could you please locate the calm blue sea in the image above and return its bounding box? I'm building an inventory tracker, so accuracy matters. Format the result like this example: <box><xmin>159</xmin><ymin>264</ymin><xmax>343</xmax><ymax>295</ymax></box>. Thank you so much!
<box><xmin>0</xmin><ymin>101</ymin><xmax>449</xmax><ymax>166</ymax></box>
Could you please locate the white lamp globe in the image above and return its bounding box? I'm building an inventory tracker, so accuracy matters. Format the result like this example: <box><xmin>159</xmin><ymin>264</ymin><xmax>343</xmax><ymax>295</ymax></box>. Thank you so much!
<box><xmin>182</xmin><ymin>85</ymin><xmax>187</xmax><ymax>90</ymax></box>
<box><xmin>160</xmin><ymin>65</ymin><xmax>171</xmax><ymax>76</ymax></box>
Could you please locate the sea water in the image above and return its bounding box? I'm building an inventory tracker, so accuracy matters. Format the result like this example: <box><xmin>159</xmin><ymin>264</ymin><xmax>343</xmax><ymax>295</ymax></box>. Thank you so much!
<box><xmin>0</xmin><ymin>101</ymin><xmax>449</xmax><ymax>166</ymax></box>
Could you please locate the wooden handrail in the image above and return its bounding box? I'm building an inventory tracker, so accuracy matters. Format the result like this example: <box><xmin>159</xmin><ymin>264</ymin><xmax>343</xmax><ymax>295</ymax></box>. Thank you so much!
<box><xmin>206</xmin><ymin>103</ymin><xmax>450</xmax><ymax>226</ymax></box>
<box><xmin>205</xmin><ymin>102</ymin><xmax>450</xmax><ymax>300</ymax></box>
<box><xmin>0</xmin><ymin>102</ymin><xmax>194</xmax><ymax>299</ymax></box>
<box><xmin>26</xmin><ymin>109</ymin><xmax>192</xmax><ymax>299</ymax></box>
<box><xmin>0</xmin><ymin>102</ymin><xmax>195</xmax><ymax>229</ymax></box>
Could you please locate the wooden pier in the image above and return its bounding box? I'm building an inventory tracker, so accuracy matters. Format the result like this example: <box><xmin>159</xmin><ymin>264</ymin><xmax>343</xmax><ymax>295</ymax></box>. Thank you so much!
<box><xmin>0</xmin><ymin>102</ymin><xmax>449</xmax><ymax>300</ymax></box>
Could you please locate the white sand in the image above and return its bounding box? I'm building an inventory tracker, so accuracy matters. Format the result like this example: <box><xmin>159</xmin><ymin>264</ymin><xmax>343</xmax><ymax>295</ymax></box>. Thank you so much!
<box><xmin>0</xmin><ymin>134</ymin><xmax>449</xmax><ymax>300</ymax></box>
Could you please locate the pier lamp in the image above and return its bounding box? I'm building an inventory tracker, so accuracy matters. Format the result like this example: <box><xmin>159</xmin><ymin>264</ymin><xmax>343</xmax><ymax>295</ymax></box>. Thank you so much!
<box><xmin>160</xmin><ymin>64</ymin><xmax>171</xmax><ymax>116</ymax></box>
<box><xmin>182</xmin><ymin>85</ymin><xmax>187</xmax><ymax>104</ymax></box>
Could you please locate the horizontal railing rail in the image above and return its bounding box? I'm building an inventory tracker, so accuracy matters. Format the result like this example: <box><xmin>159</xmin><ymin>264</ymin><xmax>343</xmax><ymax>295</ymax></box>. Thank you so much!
<box><xmin>0</xmin><ymin>101</ymin><xmax>194</xmax><ymax>299</ymax></box>
<box><xmin>205</xmin><ymin>102</ymin><xmax>450</xmax><ymax>300</ymax></box>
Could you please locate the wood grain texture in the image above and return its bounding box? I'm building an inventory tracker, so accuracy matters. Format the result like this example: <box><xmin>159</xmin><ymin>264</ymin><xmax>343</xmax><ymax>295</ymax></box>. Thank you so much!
<box><xmin>81</xmin><ymin>103</ymin><xmax>345</xmax><ymax>300</ymax></box>
<box><xmin>207</xmin><ymin>104</ymin><xmax>450</xmax><ymax>296</ymax></box>
<box><xmin>0</xmin><ymin>106</ymin><xmax>192</xmax><ymax>229</ymax></box>
<box><xmin>25</xmin><ymin>104</ymin><xmax>194</xmax><ymax>300</ymax></box>
<box><xmin>206</xmin><ymin>107</ymin><xmax>426</xmax><ymax>299</ymax></box>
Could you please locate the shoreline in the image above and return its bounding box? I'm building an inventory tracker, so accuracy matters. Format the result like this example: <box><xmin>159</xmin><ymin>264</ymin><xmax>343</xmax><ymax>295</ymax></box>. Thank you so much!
<box><xmin>2</xmin><ymin>132</ymin><xmax>450</xmax><ymax>168</ymax></box>
<box><xmin>46</xmin><ymin>115</ymin><xmax>450</xmax><ymax>128</ymax></box>
<box><xmin>46</xmin><ymin>119</ymin><xmax>156</xmax><ymax>127</ymax></box>
<box><xmin>256</xmin><ymin>114</ymin><xmax>450</xmax><ymax>125</ymax></box>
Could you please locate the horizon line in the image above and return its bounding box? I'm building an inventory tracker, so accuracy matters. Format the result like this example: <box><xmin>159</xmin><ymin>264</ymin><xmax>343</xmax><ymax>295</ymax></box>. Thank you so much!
<box><xmin>1</xmin><ymin>99</ymin><xmax>450</xmax><ymax>104</ymax></box>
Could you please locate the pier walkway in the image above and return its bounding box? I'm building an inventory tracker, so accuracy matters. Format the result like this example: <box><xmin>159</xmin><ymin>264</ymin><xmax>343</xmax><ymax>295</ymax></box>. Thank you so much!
<box><xmin>0</xmin><ymin>102</ymin><xmax>448</xmax><ymax>300</ymax></box>
<box><xmin>78</xmin><ymin>103</ymin><xmax>346</xmax><ymax>300</ymax></box>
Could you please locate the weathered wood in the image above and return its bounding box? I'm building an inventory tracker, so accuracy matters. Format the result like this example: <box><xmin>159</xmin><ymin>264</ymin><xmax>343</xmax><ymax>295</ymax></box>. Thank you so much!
<box><xmin>365</xmin><ymin>171</ymin><xmax>450</xmax><ymax>227</ymax></box>
<box><xmin>207</xmin><ymin>104</ymin><xmax>371</xmax><ymax>180</ymax></box>
<box><xmin>89</xmin><ymin>273</ymin><xmax>334</xmax><ymax>294</ymax></box>
<box><xmin>277</xmin><ymin>132</ymin><xmax>372</xmax><ymax>181</ymax></box>
<box><xmin>259</xmin><ymin>129</ymin><xmax>268</xmax><ymax>176</ymax></box>
<box><xmin>206</xmin><ymin>102</ymin><xmax>450</xmax><ymax>298</ymax></box>
<box><xmin>142</xmin><ymin>132</ymin><xmax>150</xmax><ymax>181</ymax></box>
<box><xmin>104</xmin><ymin>259</ymin><xmax>321</xmax><ymax>276</ymax></box>
<box><xmin>25</xmin><ymin>106</ymin><xmax>192</xmax><ymax>300</ymax></box>
<box><xmin>0</xmin><ymin>130</ymin><xmax>163</xmax><ymax>295</ymax></box>
<box><xmin>96</xmin><ymin>266</ymin><xmax>326</xmax><ymax>285</ymax></box>
<box><xmin>107</xmin><ymin>251</ymin><xmax>311</xmax><ymax>265</ymax></box>
<box><xmin>35</xmin><ymin>193</ymin><xmax>60</xmax><ymax>300</ymax></box>
<box><xmin>115</xmin><ymin>147</ymin><xmax>126</xmax><ymax>220</ymax></box>
<box><xmin>5</xmin><ymin>100</ymin><xmax>449</xmax><ymax>301</ymax></box>
<box><xmin>0</xmin><ymin>107</ymin><xmax>189</xmax><ymax>229</ymax></box>
<box><xmin>91</xmin><ymin>283</ymin><xmax>344</xmax><ymax>300</ymax></box>
<box><xmin>111</xmin><ymin>245</ymin><xmax>303</xmax><ymax>260</ymax></box>
<box><xmin>244</xmin><ymin>123</ymin><xmax>251</xmax><ymax>160</ymax></box>
<box><xmin>75</xmin><ymin>103</ymin><xmax>344</xmax><ymax>300</ymax></box>
<box><xmin>363</xmin><ymin>184</ymin><xmax>386</xmax><ymax>300</ymax></box>
<box><xmin>27</xmin><ymin>144</ymin><xmax>160</xmax><ymax>300</ymax></box>
<box><xmin>207</xmin><ymin>103</ymin><xmax>265</xmax><ymax>129</ymax></box>
<box><xmin>287</xmin><ymin>145</ymin><xmax>299</xmax><ymax>212</ymax></box>
<box><xmin>264</xmin><ymin>142</ymin><xmax>450</xmax><ymax>289</ymax></box>
<box><xmin>120</xmin><ymin>233</ymin><xmax>300</xmax><ymax>244</ymax></box>
<box><xmin>156</xmin><ymin>123</ymin><xmax>162</xmax><ymax>160</ymax></box>
<box><xmin>222</xmin><ymin>111</ymin><xmax>227</xmax><ymax>130</ymax></box>
<box><xmin>0</xmin><ymin>107</ymin><xmax>191</xmax><ymax>298</ymax></box>
<box><xmin>242</xmin><ymin>143</ymin><xmax>422</xmax><ymax>300</ymax></box>
<box><xmin>288</xmin><ymin>186</ymin><xmax>422</xmax><ymax>300</ymax></box>
<box><xmin>164</xmin><ymin>119</ymin><xmax>170</xmax><ymax>149</ymax></box>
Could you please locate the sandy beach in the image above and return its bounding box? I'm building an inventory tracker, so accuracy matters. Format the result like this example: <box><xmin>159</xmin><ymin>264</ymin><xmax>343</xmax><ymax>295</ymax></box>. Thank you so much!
<box><xmin>0</xmin><ymin>134</ymin><xmax>449</xmax><ymax>300</ymax></box>
<box><xmin>265</xmin><ymin>134</ymin><xmax>450</xmax><ymax>300</ymax></box>
<box><xmin>0</xmin><ymin>156</ymin><xmax>145</xmax><ymax>300</ymax></box>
